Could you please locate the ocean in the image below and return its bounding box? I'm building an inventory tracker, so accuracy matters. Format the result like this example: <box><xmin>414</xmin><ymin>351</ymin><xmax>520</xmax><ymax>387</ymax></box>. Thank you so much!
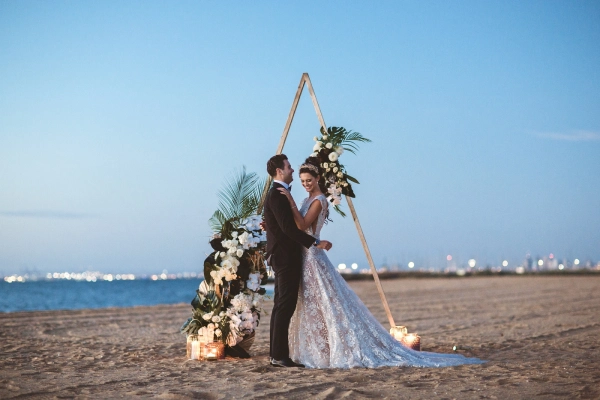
<box><xmin>0</xmin><ymin>279</ymin><xmax>274</xmax><ymax>313</ymax></box>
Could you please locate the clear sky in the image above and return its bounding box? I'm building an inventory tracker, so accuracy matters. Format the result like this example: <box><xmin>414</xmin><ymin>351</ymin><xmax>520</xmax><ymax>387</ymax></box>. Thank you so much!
<box><xmin>1</xmin><ymin>1</ymin><xmax>599</xmax><ymax>275</ymax></box>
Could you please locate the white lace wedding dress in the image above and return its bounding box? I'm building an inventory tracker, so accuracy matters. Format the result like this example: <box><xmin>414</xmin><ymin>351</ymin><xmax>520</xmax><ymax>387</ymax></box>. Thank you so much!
<box><xmin>288</xmin><ymin>194</ymin><xmax>485</xmax><ymax>369</ymax></box>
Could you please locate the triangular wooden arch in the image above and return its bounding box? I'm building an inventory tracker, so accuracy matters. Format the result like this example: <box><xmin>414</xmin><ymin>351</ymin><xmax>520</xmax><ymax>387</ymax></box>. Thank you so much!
<box><xmin>260</xmin><ymin>73</ymin><xmax>397</xmax><ymax>328</ymax></box>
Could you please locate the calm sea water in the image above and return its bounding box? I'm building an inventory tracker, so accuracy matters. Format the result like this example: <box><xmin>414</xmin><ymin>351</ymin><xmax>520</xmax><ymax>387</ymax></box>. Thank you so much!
<box><xmin>0</xmin><ymin>279</ymin><xmax>273</xmax><ymax>313</ymax></box>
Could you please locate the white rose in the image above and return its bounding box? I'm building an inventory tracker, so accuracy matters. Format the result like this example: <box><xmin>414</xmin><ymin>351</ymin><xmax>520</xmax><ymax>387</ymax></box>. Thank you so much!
<box><xmin>313</xmin><ymin>143</ymin><xmax>321</xmax><ymax>152</ymax></box>
<box><xmin>325</xmin><ymin>142</ymin><xmax>333</xmax><ymax>149</ymax></box>
<box><xmin>219</xmin><ymin>252</ymin><xmax>226</xmax><ymax>258</ymax></box>
<box><xmin>236</xmin><ymin>249</ymin><xmax>244</xmax><ymax>258</ymax></box>
<box><xmin>227</xmin><ymin>247</ymin><xmax>237</xmax><ymax>255</ymax></box>
<box><xmin>219</xmin><ymin>311</ymin><xmax>226</xmax><ymax>317</ymax></box>
<box><xmin>202</xmin><ymin>312</ymin><xmax>213</xmax><ymax>321</ymax></box>
<box><xmin>322</xmin><ymin>135</ymin><xmax>328</xmax><ymax>140</ymax></box>
<box><xmin>322</xmin><ymin>162</ymin><xmax>328</xmax><ymax>168</ymax></box>
<box><xmin>238</xmin><ymin>231</ymin><xmax>249</xmax><ymax>245</ymax></box>
<box><xmin>333</xmin><ymin>167</ymin><xmax>338</xmax><ymax>173</ymax></box>
<box><xmin>337</xmin><ymin>172</ymin><xmax>343</xmax><ymax>178</ymax></box>
<box><xmin>231</xmin><ymin>231</ymin><xmax>238</xmax><ymax>238</ymax></box>
<box><xmin>335</xmin><ymin>146</ymin><xmax>344</xmax><ymax>155</ymax></box>
<box><xmin>212</xmin><ymin>316</ymin><xmax>221</xmax><ymax>323</ymax></box>
<box><xmin>230</xmin><ymin>239</ymin><xmax>238</xmax><ymax>247</ymax></box>
<box><xmin>328</xmin><ymin>152</ymin><xmax>338</xmax><ymax>162</ymax></box>
<box><xmin>241</xmin><ymin>321</ymin><xmax>254</xmax><ymax>330</ymax></box>
<box><xmin>215</xmin><ymin>329</ymin><xmax>222</xmax><ymax>337</ymax></box>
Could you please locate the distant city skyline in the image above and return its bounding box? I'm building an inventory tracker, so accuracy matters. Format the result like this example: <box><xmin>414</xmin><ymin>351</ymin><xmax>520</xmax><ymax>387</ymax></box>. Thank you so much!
<box><xmin>1</xmin><ymin>1</ymin><xmax>599</xmax><ymax>275</ymax></box>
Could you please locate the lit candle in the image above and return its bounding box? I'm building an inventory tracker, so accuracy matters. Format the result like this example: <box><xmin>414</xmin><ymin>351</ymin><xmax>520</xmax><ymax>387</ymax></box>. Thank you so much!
<box><xmin>206</xmin><ymin>347</ymin><xmax>218</xmax><ymax>361</ymax></box>
<box><xmin>191</xmin><ymin>340</ymin><xmax>201</xmax><ymax>360</ymax></box>
<box><xmin>390</xmin><ymin>326</ymin><xmax>408</xmax><ymax>341</ymax></box>
<box><xmin>401</xmin><ymin>333</ymin><xmax>421</xmax><ymax>351</ymax></box>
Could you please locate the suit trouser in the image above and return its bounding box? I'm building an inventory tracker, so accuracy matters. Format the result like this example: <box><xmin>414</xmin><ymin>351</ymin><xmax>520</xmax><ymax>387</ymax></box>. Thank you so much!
<box><xmin>269</xmin><ymin>263</ymin><xmax>302</xmax><ymax>360</ymax></box>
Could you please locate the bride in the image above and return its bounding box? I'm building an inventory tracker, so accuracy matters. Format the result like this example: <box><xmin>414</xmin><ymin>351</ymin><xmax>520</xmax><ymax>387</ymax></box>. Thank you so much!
<box><xmin>277</xmin><ymin>157</ymin><xmax>484</xmax><ymax>369</ymax></box>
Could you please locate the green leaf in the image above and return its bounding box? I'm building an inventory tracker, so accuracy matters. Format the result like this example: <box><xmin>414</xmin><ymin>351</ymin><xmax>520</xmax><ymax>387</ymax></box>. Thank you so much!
<box><xmin>345</xmin><ymin>174</ymin><xmax>360</xmax><ymax>184</ymax></box>
<box><xmin>210</xmin><ymin>167</ymin><xmax>267</xmax><ymax>234</ymax></box>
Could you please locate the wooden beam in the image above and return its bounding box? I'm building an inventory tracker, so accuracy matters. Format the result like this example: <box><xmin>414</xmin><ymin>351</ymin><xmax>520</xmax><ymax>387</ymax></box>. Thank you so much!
<box><xmin>304</xmin><ymin>73</ymin><xmax>396</xmax><ymax>328</ymax></box>
<box><xmin>257</xmin><ymin>74</ymin><xmax>307</xmax><ymax>214</ymax></box>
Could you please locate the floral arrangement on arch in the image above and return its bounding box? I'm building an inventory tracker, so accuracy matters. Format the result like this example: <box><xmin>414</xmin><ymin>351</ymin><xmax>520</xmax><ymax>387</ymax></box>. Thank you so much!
<box><xmin>181</xmin><ymin>168</ymin><xmax>268</xmax><ymax>354</ymax></box>
<box><xmin>310</xmin><ymin>126</ymin><xmax>371</xmax><ymax>216</ymax></box>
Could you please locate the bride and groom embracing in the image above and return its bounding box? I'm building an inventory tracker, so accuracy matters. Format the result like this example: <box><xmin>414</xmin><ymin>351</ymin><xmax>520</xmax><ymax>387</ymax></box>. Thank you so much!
<box><xmin>263</xmin><ymin>154</ymin><xmax>484</xmax><ymax>369</ymax></box>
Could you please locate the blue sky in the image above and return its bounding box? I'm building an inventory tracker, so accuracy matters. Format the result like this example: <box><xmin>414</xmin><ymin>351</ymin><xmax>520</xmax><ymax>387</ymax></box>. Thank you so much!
<box><xmin>1</xmin><ymin>1</ymin><xmax>599</xmax><ymax>275</ymax></box>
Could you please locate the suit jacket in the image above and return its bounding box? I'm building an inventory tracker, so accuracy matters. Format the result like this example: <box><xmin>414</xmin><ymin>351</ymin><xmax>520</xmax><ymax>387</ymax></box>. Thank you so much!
<box><xmin>263</xmin><ymin>182</ymin><xmax>315</xmax><ymax>268</ymax></box>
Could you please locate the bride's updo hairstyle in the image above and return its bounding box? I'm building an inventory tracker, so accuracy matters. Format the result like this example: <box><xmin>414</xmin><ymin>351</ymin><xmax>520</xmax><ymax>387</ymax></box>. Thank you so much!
<box><xmin>299</xmin><ymin>157</ymin><xmax>328</xmax><ymax>195</ymax></box>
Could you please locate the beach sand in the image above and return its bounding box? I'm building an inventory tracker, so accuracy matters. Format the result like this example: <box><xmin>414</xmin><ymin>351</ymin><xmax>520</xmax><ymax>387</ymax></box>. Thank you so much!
<box><xmin>1</xmin><ymin>275</ymin><xmax>599</xmax><ymax>399</ymax></box>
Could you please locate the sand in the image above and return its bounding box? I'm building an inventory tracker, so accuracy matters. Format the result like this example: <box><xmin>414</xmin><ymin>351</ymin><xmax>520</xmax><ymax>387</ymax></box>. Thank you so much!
<box><xmin>1</xmin><ymin>275</ymin><xmax>599</xmax><ymax>399</ymax></box>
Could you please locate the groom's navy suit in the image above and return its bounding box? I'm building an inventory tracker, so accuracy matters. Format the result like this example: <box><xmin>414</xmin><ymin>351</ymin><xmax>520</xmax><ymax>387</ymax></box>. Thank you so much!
<box><xmin>264</xmin><ymin>181</ymin><xmax>315</xmax><ymax>361</ymax></box>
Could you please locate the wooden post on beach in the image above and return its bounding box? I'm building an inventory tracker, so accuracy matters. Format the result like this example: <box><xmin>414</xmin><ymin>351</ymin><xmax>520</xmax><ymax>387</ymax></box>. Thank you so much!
<box><xmin>260</xmin><ymin>73</ymin><xmax>397</xmax><ymax>328</ymax></box>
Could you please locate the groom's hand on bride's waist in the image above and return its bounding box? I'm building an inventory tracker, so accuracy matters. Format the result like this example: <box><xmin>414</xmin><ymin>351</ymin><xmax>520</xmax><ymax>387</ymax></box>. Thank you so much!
<box><xmin>315</xmin><ymin>240</ymin><xmax>332</xmax><ymax>251</ymax></box>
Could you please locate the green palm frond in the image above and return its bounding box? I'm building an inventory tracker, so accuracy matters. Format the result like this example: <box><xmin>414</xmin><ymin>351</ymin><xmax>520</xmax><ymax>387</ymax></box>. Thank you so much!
<box><xmin>209</xmin><ymin>167</ymin><xmax>267</xmax><ymax>235</ymax></box>
<box><xmin>321</xmin><ymin>126</ymin><xmax>371</xmax><ymax>155</ymax></box>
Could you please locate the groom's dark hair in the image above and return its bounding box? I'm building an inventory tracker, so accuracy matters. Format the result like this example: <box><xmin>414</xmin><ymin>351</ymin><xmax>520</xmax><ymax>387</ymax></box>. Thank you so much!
<box><xmin>267</xmin><ymin>154</ymin><xmax>288</xmax><ymax>177</ymax></box>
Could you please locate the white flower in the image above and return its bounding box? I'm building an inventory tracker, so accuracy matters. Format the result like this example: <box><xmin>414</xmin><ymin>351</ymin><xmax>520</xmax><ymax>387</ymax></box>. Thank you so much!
<box><xmin>219</xmin><ymin>252</ymin><xmax>226</xmax><ymax>258</ymax></box>
<box><xmin>335</xmin><ymin>146</ymin><xmax>344</xmax><ymax>155</ymax></box>
<box><xmin>326</xmin><ymin>168</ymin><xmax>331</xmax><ymax>172</ymax></box>
<box><xmin>313</xmin><ymin>136</ymin><xmax>318</xmax><ymax>141</ymax></box>
<box><xmin>246</xmin><ymin>272</ymin><xmax>261</xmax><ymax>291</ymax></box>
<box><xmin>202</xmin><ymin>312</ymin><xmax>213</xmax><ymax>321</ymax></box>
<box><xmin>241</xmin><ymin>320</ymin><xmax>254</xmax><ymax>330</ymax></box>
<box><xmin>323</xmin><ymin>135</ymin><xmax>328</xmax><ymax>140</ymax></box>
<box><xmin>238</xmin><ymin>231</ymin><xmax>250</xmax><ymax>245</ymax></box>
<box><xmin>230</xmin><ymin>239</ymin><xmax>239</xmax><ymax>247</ymax></box>
<box><xmin>219</xmin><ymin>311</ymin><xmax>226</xmax><ymax>317</ymax></box>
<box><xmin>313</xmin><ymin>141</ymin><xmax>323</xmax><ymax>152</ymax></box>
<box><xmin>325</xmin><ymin>142</ymin><xmax>333</xmax><ymax>149</ymax></box>
<box><xmin>343</xmin><ymin>182</ymin><xmax>349</xmax><ymax>187</ymax></box>
<box><xmin>333</xmin><ymin>167</ymin><xmax>338</xmax><ymax>173</ymax></box>
<box><xmin>231</xmin><ymin>231</ymin><xmax>238</xmax><ymax>238</ymax></box>
<box><xmin>337</xmin><ymin>172</ymin><xmax>343</xmax><ymax>178</ymax></box>
<box><xmin>322</xmin><ymin>162</ymin><xmax>328</xmax><ymax>168</ymax></box>
<box><xmin>212</xmin><ymin>316</ymin><xmax>221</xmax><ymax>323</ymax></box>
<box><xmin>328</xmin><ymin>152</ymin><xmax>338</xmax><ymax>162</ymax></box>
<box><xmin>208</xmin><ymin>323</ymin><xmax>215</xmax><ymax>329</ymax></box>
<box><xmin>215</xmin><ymin>328</ymin><xmax>222</xmax><ymax>337</ymax></box>
<box><xmin>227</xmin><ymin>247</ymin><xmax>237</xmax><ymax>256</ymax></box>
<box><xmin>236</xmin><ymin>248</ymin><xmax>244</xmax><ymax>258</ymax></box>
<box><xmin>311</xmin><ymin>152</ymin><xmax>318</xmax><ymax>157</ymax></box>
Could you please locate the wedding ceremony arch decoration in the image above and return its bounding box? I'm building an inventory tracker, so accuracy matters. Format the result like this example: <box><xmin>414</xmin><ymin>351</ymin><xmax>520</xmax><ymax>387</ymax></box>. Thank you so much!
<box><xmin>258</xmin><ymin>73</ymin><xmax>399</xmax><ymax>330</ymax></box>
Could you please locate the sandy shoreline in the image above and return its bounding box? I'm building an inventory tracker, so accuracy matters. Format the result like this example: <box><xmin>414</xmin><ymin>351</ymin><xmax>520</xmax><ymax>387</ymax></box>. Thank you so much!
<box><xmin>1</xmin><ymin>275</ymin><xmax>599</xmax><ymax>399</ymax></box>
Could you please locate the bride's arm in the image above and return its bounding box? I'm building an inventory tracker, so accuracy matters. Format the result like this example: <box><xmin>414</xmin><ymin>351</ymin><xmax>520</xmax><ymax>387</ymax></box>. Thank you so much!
<box><xmin>277</xmin><ymin>188</ymin><xmax>322</xmax><ymax>231</ymax></box>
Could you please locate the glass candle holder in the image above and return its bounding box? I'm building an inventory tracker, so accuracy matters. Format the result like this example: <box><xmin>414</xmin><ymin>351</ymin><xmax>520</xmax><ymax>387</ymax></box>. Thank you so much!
<box><xmin>187</xmin><ymin>334</ymin><xmax>202</xmax><ymax>360</ymax></box>
<box><xmin>390</xmin><ymin>325</ymin><xmax>408</xmax><ymax>341</ymax></box>
<box><xmin>205</xmin><ymin>342</ymin><xmax>225</xmax><ymax>360</ymax></box>
<box><xmin>401</xmin><ymin>333</ymin><xmax>421</xmax><ymax>351</ymax></box>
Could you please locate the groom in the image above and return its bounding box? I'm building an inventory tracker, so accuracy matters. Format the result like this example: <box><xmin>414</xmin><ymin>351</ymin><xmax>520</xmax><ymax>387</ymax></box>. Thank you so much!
<box><xmin>264</xmin><ymin>154</ymin><xmax>332</xmax><ymax>368</ymax></box>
